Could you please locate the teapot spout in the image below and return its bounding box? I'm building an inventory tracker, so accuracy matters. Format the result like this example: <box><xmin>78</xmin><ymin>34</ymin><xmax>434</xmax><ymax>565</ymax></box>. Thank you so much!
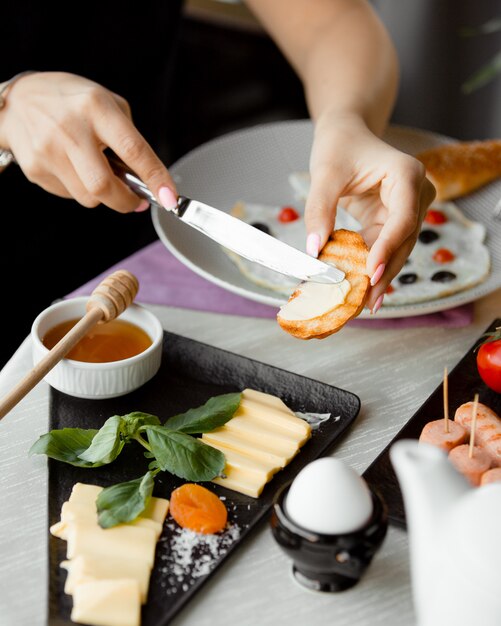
<box><xmin>391</xmin><ymin>440</ymin><xmax>471</xmax><ymax>518</ymax></box>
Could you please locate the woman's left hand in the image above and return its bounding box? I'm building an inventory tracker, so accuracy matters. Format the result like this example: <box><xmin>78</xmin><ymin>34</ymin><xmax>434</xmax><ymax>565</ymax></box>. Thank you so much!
<box><xmin>305</xmin><ymin>112</ymin><xmax>436</xmax><ymax>312</ymax></box>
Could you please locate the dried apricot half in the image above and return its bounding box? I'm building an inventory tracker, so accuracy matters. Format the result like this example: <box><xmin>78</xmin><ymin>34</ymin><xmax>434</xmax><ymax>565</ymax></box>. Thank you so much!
<box><xmin>170</xmin><ymin>484</ymin><xmax>227</xmax><ymax>534</ymax></box>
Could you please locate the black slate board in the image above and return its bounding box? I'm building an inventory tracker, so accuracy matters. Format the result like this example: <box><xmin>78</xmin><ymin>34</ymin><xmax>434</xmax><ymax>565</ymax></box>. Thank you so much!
<box><xmin>48</xmin><ymin>330</ymin><xmax>361</xmax><ymax>625</ymax></box>
<box><xmin>363</xmin><ymin>318</ymin><xmax>501</xmax><ymax>529</ymax></box>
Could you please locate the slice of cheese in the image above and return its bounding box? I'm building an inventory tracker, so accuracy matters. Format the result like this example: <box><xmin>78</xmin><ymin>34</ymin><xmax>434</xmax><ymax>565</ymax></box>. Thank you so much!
<box><xmin>53</xmin><ymin>481</ymin><xmax>170</xmax><ymax>626</ymax></box>
<box><xmin>242</xmin><ymin>388</ymin><xmax>296</xmax><ymax>415</ymax></box>
<box><xmin>62</xmin><ymin>555</ymin><xmax>151</xmax><ymax>603</ymax></box>
<box><xmin>237</xmin><ymin>398</ymin><xmax>311</xmax><ymax>439</ymax></box>
<box><xmin>202</xmin><ymin>430</ymin><xmax>289</xmax><ymax>467</ymax></box>
<box><xmin>66</xmin><ymin>522</ymin><xmax>158</xmax><ymax>567</ymax></box>
<box><xmin>204</xmin><ymin>389</ymin><xmax>312</xmax><ymax>498</ymax></box>
<box><xmin>212</xmin><ymin>472</ymin><xmax>265</xmax><ymax>498</ymax></box>
<box><xmin>62</xmin><ymin>500</ymin><xmax>97</xmax><ymax>524</ymax></box>
<box><xmin>71</xmin><ymin>579</ymin><xmax>141</xmax><ymax>626</ymax></box>
<box><xmin>207</xmin><ymin>442</ymin><xmax>280</xmax><ymax>481</ymax></box>
<box><xmin>131</xmin><ymin>517</ymin><xmax>163</xmax><ymax>540</ymax></box>
<box><xmin>53</xmin><ymin>498</ymin><xmax>165</xmax><ymax>541</ymax></box>
<box><xmin>223</xmin><ymin>416</ymin><xmax>304</xmax><ymax>458</ymax></box>
<box><xmin>69</xmin><ymin>483</ymin><xmax>103</xmax><ymax>505</ymax></box>
<box><xmin>49</xmin><ymin>521</ymin><xmax>66</xmax><ymax>539</ymax></box>
<box><xmin>68</xmin><ymin>484</ymin><xmax>169</xmax><ymax>527</ymax></box>
<box><xmin>141</xmin><ymin>496</ymin><xmax>170</xmax><ymax>526</ymax></box>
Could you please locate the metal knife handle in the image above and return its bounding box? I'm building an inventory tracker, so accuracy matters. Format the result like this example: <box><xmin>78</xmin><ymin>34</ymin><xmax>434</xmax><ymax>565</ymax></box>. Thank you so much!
<box><xmin>105</xmin><ymin>149</ymin><xmax>187</xmax><ymax>216</ymax></box>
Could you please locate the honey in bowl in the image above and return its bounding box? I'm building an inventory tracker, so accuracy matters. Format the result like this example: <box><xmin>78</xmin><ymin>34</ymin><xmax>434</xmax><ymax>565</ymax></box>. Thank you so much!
<box><xmin>42</xmin><ymin>318</ymin><xmax>152</xmax><ymax>363</ymax></box>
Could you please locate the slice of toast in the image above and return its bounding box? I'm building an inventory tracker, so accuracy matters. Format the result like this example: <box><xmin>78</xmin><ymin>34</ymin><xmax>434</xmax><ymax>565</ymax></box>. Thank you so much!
<box><xmin>277</xmin><ymin>229</ymin><xmax>370</xmax><ymax>340</ymax></box>
<box><xmin>416</xmin><ymin>139</ymin><xmax>501</xmax><ymax>201</ymax></box>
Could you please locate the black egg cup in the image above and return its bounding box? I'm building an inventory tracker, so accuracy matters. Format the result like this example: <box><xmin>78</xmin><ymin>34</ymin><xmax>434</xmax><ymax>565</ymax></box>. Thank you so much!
<box><xmin>270</xmin><ymin>481</ymin><xmax>388</xmax><ymax>593</ymax></box>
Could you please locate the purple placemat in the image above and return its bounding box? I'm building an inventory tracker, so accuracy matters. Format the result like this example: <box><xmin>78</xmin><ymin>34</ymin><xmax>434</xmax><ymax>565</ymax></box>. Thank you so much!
<box><xmin>65</xmin><ymin>240</ymin><xmax>474</xmax><ymax>328</ymax></box>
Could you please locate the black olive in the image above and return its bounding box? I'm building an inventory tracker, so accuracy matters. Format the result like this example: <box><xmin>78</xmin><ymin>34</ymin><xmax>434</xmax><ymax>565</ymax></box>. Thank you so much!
<box><xmin>398</xmin><ymin>273</ymin><xmax>418</xmax><ymax>285</ymax></box>
<box><xmin>251</xmin><ymin>222</ymin><xmax>271</xmax><ymax>235</ymax></box>
<box><xmin>418</xmin><ymin>229</ymin><xmax>439</xmax><ymax>244</ymax></box>
<box><xmin>431</xmin><ymin>271</ymin><xmax>456</xmax><ymax>283</ymax></box>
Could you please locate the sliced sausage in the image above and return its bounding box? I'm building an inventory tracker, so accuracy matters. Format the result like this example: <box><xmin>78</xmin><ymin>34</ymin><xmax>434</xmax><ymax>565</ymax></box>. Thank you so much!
<box><xmin>419</xmin><ymin>419</ymin><xmax>467</xmax><ymax>452</ymax></box>
<box><xmin>448</xmin><ymin>444</ymin><xmax>492</xmax><ymax>486</ymax></box>
<box><xmin>480</xmin><ymin>467</ymin><xmax>501</xmax><ymax>486</ymax></box>
<box><xmin>454</xmin><ymin>402</ymin><xmax>501</xmax><ymax>467</ymax></box>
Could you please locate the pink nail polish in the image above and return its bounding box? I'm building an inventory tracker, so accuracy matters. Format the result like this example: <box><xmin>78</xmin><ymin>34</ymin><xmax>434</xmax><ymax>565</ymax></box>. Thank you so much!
<box><xmin>306</xmin><ymin>233</ymin><xmax>321</xmax><ymax>258</ymax></box>
<box><xmin>371</xmin><ymin>294</ymin><xmax>384</xmax><ymax>315</ymax></box>
<box><xmin>134</xmin><ymin>200</ymin><xmax>150</xmax><ymax>213</ymax></box>
<box><xmin>158</xmin><ymin>186</ymin><xmax>177</xmax><ymax>210</ymax></box>
<box><xmin>370</xmin><ymin>263</ymin><xmax>385</xmax><ymax>287</ymax></box>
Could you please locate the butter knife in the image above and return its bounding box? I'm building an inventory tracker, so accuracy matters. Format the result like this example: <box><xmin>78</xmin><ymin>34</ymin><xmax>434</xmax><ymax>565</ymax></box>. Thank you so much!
<box><xmin>108</xmin><ymin>153</ymin><xmax>345</xmax><ymax>285</ymax></box>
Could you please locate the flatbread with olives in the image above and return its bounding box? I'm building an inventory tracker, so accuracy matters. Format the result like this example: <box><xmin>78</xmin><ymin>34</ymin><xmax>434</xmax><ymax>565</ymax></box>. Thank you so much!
<box><xmin>224</xmin><ymin>173</ymin><xmax>490</xmax><ymax>305</ymax></box>
<box><xmin>383</xmin><ymin>201</ymin><xmax>490</xmax><ymax>305</ymax></box>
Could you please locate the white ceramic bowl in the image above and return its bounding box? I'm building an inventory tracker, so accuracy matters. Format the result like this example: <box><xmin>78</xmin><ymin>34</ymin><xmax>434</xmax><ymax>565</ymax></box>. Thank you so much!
<box><xmin>31</xmin><ymin>297</ymin><xmax>163</xmax><ymax>399</ymax></box>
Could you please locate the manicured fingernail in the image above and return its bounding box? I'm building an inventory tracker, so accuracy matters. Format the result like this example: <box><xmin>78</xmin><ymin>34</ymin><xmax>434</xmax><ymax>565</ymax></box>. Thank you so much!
<box><xmin>370</xmin><ymin>263</ymin><xmax>385</xmax><ymax>286</ymax></box>
<box><xmin>371</xmin><ymin>294</ymin><xmax>384</xmax><ymax>315</ymax></box>
<box><xmin>158</xmin><ymin>186</ymin><xmax>178</xmax><ymax>210</ymax></box>
<box><xmin>134</xmin><ymin>200</ymin><xmax>150</xmax><ymax>213</ymax></box>
<box><xmin>306</xmin><ymin>233</ymin><xmax>321</xmax><ymax>258</ymax></box>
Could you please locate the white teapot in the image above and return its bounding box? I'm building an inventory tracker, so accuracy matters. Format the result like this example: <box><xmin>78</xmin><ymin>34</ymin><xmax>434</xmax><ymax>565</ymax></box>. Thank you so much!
<box><xmin>390</xmin><ymin>439</ymin><xmax>501</xmax><ymax>626</ymax></box>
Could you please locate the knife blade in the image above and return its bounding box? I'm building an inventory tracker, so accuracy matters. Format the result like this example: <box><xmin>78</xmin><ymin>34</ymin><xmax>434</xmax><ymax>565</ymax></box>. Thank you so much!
<box><xmin>107</xmin><ymin>152</ymin><xmax>345</xmax><ymax>285</ymax></box>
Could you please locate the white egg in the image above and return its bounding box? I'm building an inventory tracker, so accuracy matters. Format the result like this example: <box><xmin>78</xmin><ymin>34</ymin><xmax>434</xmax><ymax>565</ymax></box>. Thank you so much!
<box><xmin>285</xmin><ymin>458</ymin><xmax>373</xmax><ymax>535</ymax></box>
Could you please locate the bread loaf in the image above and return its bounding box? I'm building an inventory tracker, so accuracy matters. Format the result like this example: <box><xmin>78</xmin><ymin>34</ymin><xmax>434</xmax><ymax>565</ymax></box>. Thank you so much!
<box><xmin>416</xmin><ymin>139</ymin><xmax>501</xmax><ymax>201</ymax></box>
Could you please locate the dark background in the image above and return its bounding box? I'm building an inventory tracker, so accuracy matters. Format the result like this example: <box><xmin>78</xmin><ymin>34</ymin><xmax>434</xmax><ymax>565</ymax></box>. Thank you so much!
<box><xmin>0</xmin><ymin>9</ymin><xmax>308</xmax><ymax>369</ymax></box>
<box><xmin>1</xmin><ymin>0</ymin><xmax>500</xmax><ymax>369</ymax></box>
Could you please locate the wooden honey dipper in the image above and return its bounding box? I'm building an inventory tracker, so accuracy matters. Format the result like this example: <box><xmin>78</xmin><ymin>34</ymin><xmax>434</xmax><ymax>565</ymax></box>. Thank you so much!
<box><xmin>0</xmin><ymin>269</ymin><xmax>139</xmax><ymax>420</ymax></box>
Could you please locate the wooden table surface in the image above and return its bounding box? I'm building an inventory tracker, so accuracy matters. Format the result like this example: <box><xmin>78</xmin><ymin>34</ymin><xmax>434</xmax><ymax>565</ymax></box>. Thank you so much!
<box><xmin>1</xmin><ymin>289</ymin><xmax>499</xmax><ymax>626</ymax></box>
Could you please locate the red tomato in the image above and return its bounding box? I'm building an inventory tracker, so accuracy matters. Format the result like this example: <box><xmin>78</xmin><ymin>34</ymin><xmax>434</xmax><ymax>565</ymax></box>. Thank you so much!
<box><xmin>477</xmin><ymin>338</ymin><xmax>501</xmax><ymax>393</ymax></box>
<box><xmin>424</xmin><ymin>209</ymin><xmax>448</xmax><ymax>225</ymax></box>
<box><xmin>433</xmin><ymin>248</ymin><xmax>455</xmax><ymax>263</ymax></box>
<box><xmin>278</xmin><ymin>206</ymin><xmax>299</xmax><ymax>223</ymax></box>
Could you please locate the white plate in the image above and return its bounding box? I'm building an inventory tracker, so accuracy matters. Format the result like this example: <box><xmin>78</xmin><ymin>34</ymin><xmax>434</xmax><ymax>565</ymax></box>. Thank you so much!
<box><xmin>152</xmin><ymin>120</ymin><xmax>501</xmax><ymax>318</ymax></box>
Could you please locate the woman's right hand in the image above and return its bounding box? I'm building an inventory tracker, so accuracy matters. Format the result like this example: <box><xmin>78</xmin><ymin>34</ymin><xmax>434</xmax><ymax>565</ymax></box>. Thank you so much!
<box><xmin>0</xmin><ymin>71</ymin><xmax>177</xmax><ymax>212</ymax></box>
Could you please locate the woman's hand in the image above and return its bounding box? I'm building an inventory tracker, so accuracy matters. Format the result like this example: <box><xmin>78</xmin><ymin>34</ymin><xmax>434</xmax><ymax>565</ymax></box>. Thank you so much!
<box><xmin>0</xmin><ymin>72</ymin><xmax>177</xmax><ymax>212</ymax></box>
<box><xmin>306</xmin><ymin>112</ymin><xmax>436</xmax><ymax>312</ymax></box>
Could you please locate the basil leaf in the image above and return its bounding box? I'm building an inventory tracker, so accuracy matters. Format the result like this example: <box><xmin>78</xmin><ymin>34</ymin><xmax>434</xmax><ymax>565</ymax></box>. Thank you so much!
<box><xmin>163</xmin><ymin>392</ymin><xmax>241</xmax><ymax>434</ymax></box>
<box><xmin>148</xmin><ymin>459</ymin><xmax>160</xmax><ymax>471</ymax></box>
<box><xmin>29</xmin><ymin>428</ymin><xmax>100</xmax><ymax>467</ymax></box>
<box><xmin>96</xmin><ymin>471</ymin><xmax>155</xmax><ymax>529</ymax></box>
<box><xmin>77</xmin><ymin>415</ymin><xmax>125</xmax><ymax>464</ymax></box>
<box><xmin>145</xmin><ymin>426</ymin><xmax>225</xmax><ymax>481</ymax></box>
<box><xmin>121</xmin><ymin>412</ymin><xmax>161</xmax><ymax>440</ymax></box>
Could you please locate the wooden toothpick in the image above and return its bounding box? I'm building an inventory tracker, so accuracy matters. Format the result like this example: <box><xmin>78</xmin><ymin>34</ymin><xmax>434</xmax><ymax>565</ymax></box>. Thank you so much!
<box><xmin>443</xmin><ymin>366</ymin><xmax>449</xmax><ymax>433</ymax></box>
<box><xmin>468</xmin><ymin>393</ymin><xmax>480</xmax><ymax>459</ymax></box>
